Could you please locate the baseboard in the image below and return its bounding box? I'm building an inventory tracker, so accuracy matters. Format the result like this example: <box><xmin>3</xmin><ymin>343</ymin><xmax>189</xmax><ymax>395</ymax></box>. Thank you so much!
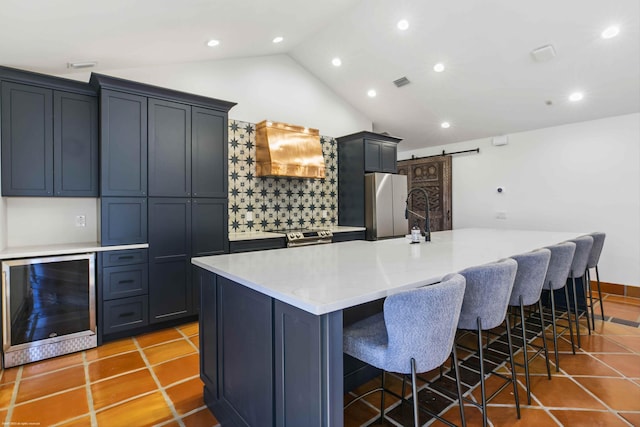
<box><xmin>590</xmin><ymin>281</ymin><xmax>640</xmax><ymax>298</ymax></box>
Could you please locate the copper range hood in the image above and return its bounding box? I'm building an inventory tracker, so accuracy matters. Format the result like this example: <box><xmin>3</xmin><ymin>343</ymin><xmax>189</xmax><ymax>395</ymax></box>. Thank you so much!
<box><xmin>255</xmin><ymin>120</ymin><xmax>326</xmax><ymax>179</ymax></box>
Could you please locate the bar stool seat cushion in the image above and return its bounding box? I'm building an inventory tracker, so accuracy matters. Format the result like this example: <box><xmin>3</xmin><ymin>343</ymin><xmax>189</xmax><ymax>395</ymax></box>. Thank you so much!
<box><xmin>344</xmin><ymin>274</ymin><xmax>466</xmax><ymax>374</ymax></box>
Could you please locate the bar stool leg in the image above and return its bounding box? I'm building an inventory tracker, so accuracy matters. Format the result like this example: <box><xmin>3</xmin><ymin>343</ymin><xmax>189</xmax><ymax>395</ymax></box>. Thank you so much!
<box><xmin>504</xmin><ymin>316</ymin><xmax>521</xmax><ymax>419</ymax></box>
<box><xmin>549</xmin><ymin>289</ymin><xmax>560</xmax><ymax>371</ymax></box>
<box><xmin>596</xmin><ymin>266</ymin><xmax>605</xmax><ymax>320</ymax></box>
<box><xmin>451</xmin><ymin>350</ymin><xmax>466</xmax><ymax>427</ymax></box>
<box><xmin>538</xmin><ymin>299</ymin><xmax>552</xmax><ymax>379</ymax></box>
<box><xmin>476</xmin><ymin>318</ymin><xmax>488</xmax><ymax>427</ymax></box>
<box><xmin>571</xmin><ymin>276</ymin><xmax>582</xmax><ymax>348</ymax></box>
<box><xmin>518</xmin><ymin>297</ymin><xmax>531</xmax><ymax>404</ymax></box>
<box><xmin>563</xmin><ymin>284</ymin><xmax>577</xmax><ymax>354</ymax></box>
<box><xmin>410</xmin><ymin>358</ymin><xmax>419</xmax><ymax>427</ymax></box>
<box><xmin>583</xmin><ymin>272</ymin><xmax>593</xmax><ymax>334</ymax></box>
<box><xmin>380</xmin><ymin>371</ymin><xmax>386</xmax><ymax>421</ymax></box>
<box><xmin>586</xmin><ymin>269</ymin><xmax>596</xmax><ymax>327</ymax></box>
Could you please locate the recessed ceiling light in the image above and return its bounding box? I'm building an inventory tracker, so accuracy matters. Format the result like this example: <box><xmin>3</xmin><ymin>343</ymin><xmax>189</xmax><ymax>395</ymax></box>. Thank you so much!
<box><xmin>367</xmin><ymin>89</ymin><xmax>377</xmax><ymax>98</ymax></box>
<box><xmin>569</xmin><ymin>92</ymin><xmax>584</xmax><ymax>102</ymax></box>
<box><xmin>206</xmin><ymin>39</ymin><xmax>220</xmax><ymax>47</ymax></box>
<box><xmin>273</xmin><ymin>36</ymin><xmax>284</xmax><ymax>43</ymax></box>
<box><xmin>433</xmin><ymin>63</ymin><xmax>445</xmax><ymax>72</ymax></box>
<box><xmin>601</xmin><ymin>25</ymin><xmax>620</xmax><ymax>39</ymax></box>
<box><xmin>441</xmin><ymin>122</ymin><xmax>451</xmax><ymax>129</ymax></box>
<box><xmin>397</xmin><ymin>19</ymin><xmax>409</xmax><ymax>31</ymax></box>
<box><xmin>332</xmin><ymin>57</ymin><xmax>342</xmax><ymax>67</ymax></box>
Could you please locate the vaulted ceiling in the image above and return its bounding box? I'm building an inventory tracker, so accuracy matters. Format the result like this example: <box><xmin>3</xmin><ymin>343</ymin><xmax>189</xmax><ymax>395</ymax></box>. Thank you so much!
<box><xmin>1</xmin><ymin>0</ymin><xmax>638</xmax><ymax>150</ymax></box>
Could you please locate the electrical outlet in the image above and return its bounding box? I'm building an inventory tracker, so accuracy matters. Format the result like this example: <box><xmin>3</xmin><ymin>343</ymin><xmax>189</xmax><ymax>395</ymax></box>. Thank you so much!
<box><xmin>322</xmin><ymin>210</ymin><xmax>328</xmax><ymax>218</ymax></box>
<box><xmin>495</xmin><ymin>211</ymin><xmax>507</xmax><ymax>220</ymax></box>
<box><xmin>245</xmin><ymin>212</ymin><xmax>253</xmax><ymax>222</ymax></box>
<box><xmin>75</xmin><ymin>215</ymin><xmax>86</xmax><ymax>227</ymax></box>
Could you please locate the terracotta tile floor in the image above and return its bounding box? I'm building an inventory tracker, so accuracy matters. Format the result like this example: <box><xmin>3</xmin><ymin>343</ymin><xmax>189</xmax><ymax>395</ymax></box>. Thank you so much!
<box><xmin>0</xmin><ymin>294</ymin><xmax>637</xmax><ymax>426</ymax></box>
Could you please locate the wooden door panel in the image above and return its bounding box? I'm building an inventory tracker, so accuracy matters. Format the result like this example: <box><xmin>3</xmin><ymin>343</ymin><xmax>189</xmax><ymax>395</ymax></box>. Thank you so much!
<box><xmin>398</xmin><ymin>155</ymin><xmax>452</xmax><ymax>232</ymax></box>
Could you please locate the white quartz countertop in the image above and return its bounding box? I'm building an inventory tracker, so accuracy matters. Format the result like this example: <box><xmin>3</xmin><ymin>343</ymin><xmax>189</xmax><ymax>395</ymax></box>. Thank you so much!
<box><xmin>0</xmin><ymin>242</ymin><xmax>149</xmax><ymax>260</ymax></box>
<box><xmin>228</xmin><ymin>226</ymin><xmax>366</xmax><ymax>241</ymax></box>
<box><xmin>193</xmin><ymin>228</ymin><xmax>586</xmax><ymax>315</ymax></box>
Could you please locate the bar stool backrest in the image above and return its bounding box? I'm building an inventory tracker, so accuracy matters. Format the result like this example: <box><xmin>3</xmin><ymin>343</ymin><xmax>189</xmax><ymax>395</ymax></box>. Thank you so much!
<box><xmin>587</xmin><ymin>232</ymin><xmax>606</xmax><ymax>269</ymax></box>
<box><xmin>542</xmin><ymin>242</ymin><xmax>576</xmax><ymax>291</ymax></box>
<box><xmin>567</xmin><ymin>236</ymin><xmax>593</xmax><ymax>279</ymax></box>
<box><xmin>509</xmin><ymin>248</ymin><xmax>551</xmax><ymax>306</ymax></box>
<box><xmin>456</xmin><ymin>258</ymin><xmax>517</xmax><ymax>330</ymax></box>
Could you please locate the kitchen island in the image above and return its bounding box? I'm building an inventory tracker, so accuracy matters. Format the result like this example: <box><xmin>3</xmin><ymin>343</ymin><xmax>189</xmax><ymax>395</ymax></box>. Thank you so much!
<box><xmin>192</xmin><ymin>228</ymin><xmax>585</xmax><ymax>426</ymax></box>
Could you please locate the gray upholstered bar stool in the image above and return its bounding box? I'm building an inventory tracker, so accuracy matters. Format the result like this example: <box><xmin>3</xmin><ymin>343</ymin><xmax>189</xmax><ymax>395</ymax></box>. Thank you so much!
<box><xmin>509</xmin><ymin>249</ymin><xmax>551</xmax><ymax>404</ymax></box>
<box><xmin>542</xmin><ymin>242</ymin><xmax>577</xmax><ymax>371</ymax></box>
<box><xmin>343</xmin><ymin>275</ymin><xmax>467</xmax><ymax>427</ymax></box>
<box><xmin>586</xmin><ymin>232</ymin><xmax>606</xmax><ymax>325</ymax></box>
<box><xmin>566</xmin><ymin>236</ymin><xmax>594</xmax><ymax>347</ymax></box>
<box><xmin>455</xmin><ymin>258</ymin><xmax>520</xmax><ymax>427</ymax></box>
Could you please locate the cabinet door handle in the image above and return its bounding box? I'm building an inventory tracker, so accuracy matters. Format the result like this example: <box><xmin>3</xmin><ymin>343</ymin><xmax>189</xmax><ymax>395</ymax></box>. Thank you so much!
<box><xmin>119</xmin><ymin>312</ymin><xmax>135</xmax><ymax>317</ymax></box>
<box><xmin>117</xmin><ymin>255</ymin><xmax>134</xmax><ymax>260</ymax></box>
<box><xmin>447</xmin><ymin>210</ymin><xmax>451</xmax><ymax>221</ymax></box>
<box><xmin>117</xmin><ymin>279</ymin><xmax>135</xmax><ymax>284</ymax></box>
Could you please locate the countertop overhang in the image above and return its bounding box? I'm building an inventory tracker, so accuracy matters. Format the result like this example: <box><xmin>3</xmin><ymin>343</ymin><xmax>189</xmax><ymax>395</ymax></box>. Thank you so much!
<box><xmin>194</xmin><ymin>228</ymin><xmax>586</xmax><ymax>315</ymax></box>
<box><xmin>0</xmin><ymin>242</ymin><xmax>149</xmax><ymax>260</ymax></box>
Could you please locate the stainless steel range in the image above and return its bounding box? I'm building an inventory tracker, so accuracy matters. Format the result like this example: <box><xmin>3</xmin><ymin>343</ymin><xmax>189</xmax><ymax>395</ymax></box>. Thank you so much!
<box><xmin>285</xmin><ymin>229</ymin><xmax>333</xmax><ymax>247</ymax></box>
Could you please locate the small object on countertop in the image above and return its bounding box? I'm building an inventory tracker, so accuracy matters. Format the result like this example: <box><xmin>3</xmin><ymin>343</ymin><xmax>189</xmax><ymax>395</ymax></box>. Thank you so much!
<box><xmin>411</xmin><ymin>224</ymin><xmax>421</xmax><ymax>244</ymax></box>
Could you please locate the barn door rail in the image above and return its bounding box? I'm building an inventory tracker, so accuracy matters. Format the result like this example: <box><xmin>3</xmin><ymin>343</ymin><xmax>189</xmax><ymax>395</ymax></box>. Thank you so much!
<box><xmin>408</xmin><ymin>147</ymin><xmax>479</xmax><ymax>160</ymax></box>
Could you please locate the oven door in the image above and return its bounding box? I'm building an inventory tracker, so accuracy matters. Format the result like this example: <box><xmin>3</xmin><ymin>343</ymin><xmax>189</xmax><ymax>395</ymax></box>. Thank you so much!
<box><xmin>1</xmin><ymin>253</ymin><xmax>96</xmax><ymax>367</ymax></box>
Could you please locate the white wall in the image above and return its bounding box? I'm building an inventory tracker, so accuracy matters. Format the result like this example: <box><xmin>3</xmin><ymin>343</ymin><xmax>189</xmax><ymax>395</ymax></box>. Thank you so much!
<box><xmin>5</xmin><ymin>198</ymin><xmax>99</xmax><ymax>247</ymax></box>
<box><xmin>60</xmin><ymin>54</ymin><xmax>372</xmax><ymax>138</ymax></box>
<box><xmin>399</xmin><ymin>113</ymin><xmax>640</xmax><ymax>287</ymax></box>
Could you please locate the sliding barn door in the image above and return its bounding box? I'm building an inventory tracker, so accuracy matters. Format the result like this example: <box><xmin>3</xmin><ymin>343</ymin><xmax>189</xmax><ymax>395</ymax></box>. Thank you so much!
<box><xmin>397</xmin><ymin>155</ymin><xmax>452</xmax><ymax>232</ymax></box>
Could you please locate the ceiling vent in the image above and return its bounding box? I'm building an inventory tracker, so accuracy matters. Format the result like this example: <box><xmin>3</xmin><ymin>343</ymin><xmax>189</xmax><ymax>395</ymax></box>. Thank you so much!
<box><xmin>393</xmin><ymin>76</ymin><xmax>411</xmax><ymax>88</ymax></box>
<box><xmin>530</xmin><ymin>45</ymin><xmax>556</xmax><ymax>62</ymax></box>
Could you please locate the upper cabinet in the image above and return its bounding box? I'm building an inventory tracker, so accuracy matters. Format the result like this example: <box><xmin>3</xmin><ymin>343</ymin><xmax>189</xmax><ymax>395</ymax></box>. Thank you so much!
<box><xmin>100</xmin><ymin>90</ymin><xmax>148</xmax><ymax>197</ymax></box>
<box><xmin>191</xmin><ymin>107</ymin><xmax>228</xmax><ymax>198</ymax></box>
<box><xmin>337</xmin><ymin>131</ymin><xmax>402</xmax><ymax>227</ymax></box>
<box><xmin>0</xmin><ymin>67</ymin><xmax>98</xmax><ymax>197</ymax></box>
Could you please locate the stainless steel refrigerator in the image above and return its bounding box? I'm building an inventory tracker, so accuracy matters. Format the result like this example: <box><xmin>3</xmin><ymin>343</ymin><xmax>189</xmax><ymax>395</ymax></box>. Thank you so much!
<box><xmin>364</xmin><ymin>173</ymin><xmax>408</xmax><ymax>240</ymax></box>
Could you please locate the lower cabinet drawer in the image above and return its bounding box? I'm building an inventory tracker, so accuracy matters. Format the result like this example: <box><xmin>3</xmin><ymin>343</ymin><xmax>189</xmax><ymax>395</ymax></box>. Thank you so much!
<box><xmin>103</xmin><ymin>296</ymin><xmax>148</xmax><ymax>334</ymax></box>
<box><xmin>103</xmin><ymin>264</ymin><xmax>148</xmax><ymax>300</ymax></box>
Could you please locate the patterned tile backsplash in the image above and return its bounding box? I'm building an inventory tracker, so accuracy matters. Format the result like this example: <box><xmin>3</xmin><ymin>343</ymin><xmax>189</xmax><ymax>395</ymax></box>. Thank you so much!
<box><xmin>228</xmin><ymin>120</ymin><xmax>338</xmax><ymax>233</ymax></box>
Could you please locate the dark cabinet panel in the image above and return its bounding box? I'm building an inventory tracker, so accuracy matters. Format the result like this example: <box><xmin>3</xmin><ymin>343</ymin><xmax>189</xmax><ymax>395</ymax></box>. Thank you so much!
<box><xmin>192</xmin><ymin>107</ymin><xmax>227</xmax><ymax>198</ymax></box>
<box><xmin>103</xmin><ymin>296</ymin><xmax>149</xmax><ymax>334</ymax></box>
<box><xmin>192</xmin><ymin>198</ymin><xmax>227</xmax><ymax>257</ymax></box>
<box><xmin>149</xmin><ymin>259</ymin><xmax>191</xmax><ymax>323</ymax></box>
<box><xmin>218</xmin><ymin>276</ymin><xmax>273</xmax><ymax>425</ymax></box>
<box><xmin>1</xmin><ymin>82</ymin><xmax>53</xmax><ymax>196</ymax></box>
<box><xmin>100</xmin><ymin>198</ymin><xmax>147</xmax><ymax>245</ymax></box>
<box><xmin>229</xmin><ymin>238</ymin><xmax>286</xmax><ymax>253</ymax></box>
<box><xmin>198</xmin><ymin>269</ymin><xmax>217</xmax><ymax>392</ymax></box>
<box><xmin>364</xmin><ymin>140</ymin><xmax>381</xmax><ymax>172</ymax></box>
<box><xmin>54</xmin><ymin>91</ymin><xmax>98</xmax><ymax>196</ymax></box>
<box><xmin>364</xmin><ymin>139</ymin><xmax>398</xmax><ymax>173</ymax></box>
<box><xmin>148</xmin><ymin>198</ymin><xmax>192</xmax><ymax>323</ymax></box>
<box><xmin>148</xmin><ymin>99</ymin><xmax>191</xmax><ymax>197</ymax></box>
<box><xmin>332</xmin><ymin>231</ymin><xmax>365</xmax><ymax>242</ymax></box>
<box><xmin>100</xmin><ymin>90</ymin><xmax>147</xmax><ymax>196</ymax></box>
<box><xmin>102</xmin><ymin>264</ymin><xmax>148</xmax><ymax>300</ymax></box>
<box><xmin>102</xmin><ymin>249</ymin><xmax>148</xmax><ymax>267</ymax></box>
<box><xmin>380</xmin><ymin>142</ymin><xmax>397</xmax><ymax>173</ymax></box>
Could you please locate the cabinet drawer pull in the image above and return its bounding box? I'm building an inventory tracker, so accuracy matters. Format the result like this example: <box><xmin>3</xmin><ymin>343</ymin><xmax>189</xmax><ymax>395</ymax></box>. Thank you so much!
<box><xmin>119</xmin><ymin>311</ymin><xmax>135</xmax><ymax>317</ymax></box>
<box><xmin>118</xmin><ymin>279</ymin><xmax>135</xmax><ymax>284</ymax></box>
<box><xmin>117</xmin><ymin>255</ymin><xmax>134</xmax><ymax>260</ymax></box>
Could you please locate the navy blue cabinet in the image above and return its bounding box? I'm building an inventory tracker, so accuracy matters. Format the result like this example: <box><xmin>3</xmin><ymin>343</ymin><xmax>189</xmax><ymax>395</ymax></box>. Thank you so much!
<box><xmin>99</xmin><ymin>90</ymin><xmax>148</xmax><ymax>197</ymax></box>
<box><xmin>338</xmin><ymin>131</ymin><xmax>402</xmax><ymax>227</ymax></box>
<box><xmin>149</xmin><ymin>198</ymin><xmax>192</xmax><ymax>323</ymax></box>
<box><xmin>148</xmin><ymin>99</ymin><xmax>191</xmax><ymax>197</ymax></box>
<box><xmin>1</xmin><ymin>73</ymin><xmax>98</xmax><ymax>197</ymax></box>
<box><xmin>192</xmin><ymin>107</ymin><xmax>228</xmax><ymax>198</ymax></box>
<box><xmin>54</xmin><ymin>91</ymin><xmax>99</xmax><ymax>196</ymax></box>
<box><xmin>100</xmin><ymin>198</ymin><xmax>147</xmax><ymax>245</ymax></box>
